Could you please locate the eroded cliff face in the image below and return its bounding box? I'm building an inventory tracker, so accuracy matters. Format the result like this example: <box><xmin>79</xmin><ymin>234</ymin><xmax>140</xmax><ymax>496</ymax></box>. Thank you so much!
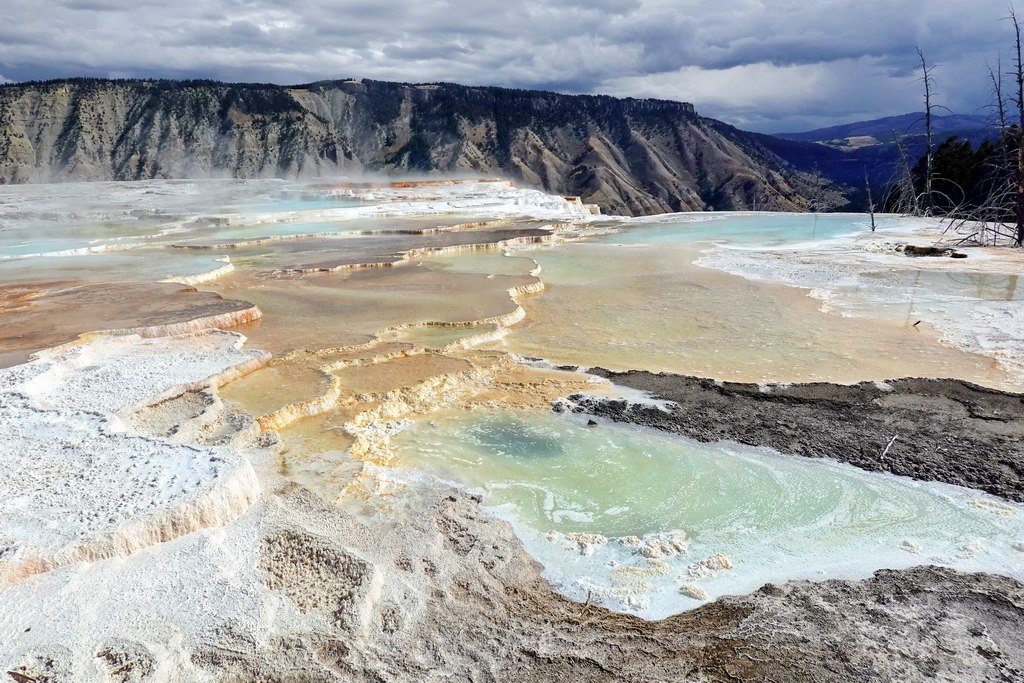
<box><xmin>0</xmin><ymin>78</ymin><xmax>829</xmax><ymax>215</ymax></box>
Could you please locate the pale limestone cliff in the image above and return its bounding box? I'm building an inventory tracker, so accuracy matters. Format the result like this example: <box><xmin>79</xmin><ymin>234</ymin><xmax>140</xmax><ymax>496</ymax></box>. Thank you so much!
<box><xmin>0</xmin><ymin>78</ymin><xmax>838</xmax><ymax>215</ymax></box>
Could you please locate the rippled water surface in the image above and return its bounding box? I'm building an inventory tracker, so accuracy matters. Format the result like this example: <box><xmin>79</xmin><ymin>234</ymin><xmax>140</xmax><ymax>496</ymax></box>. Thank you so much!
<box><xmin>394</xmin><ymin>409</ymin><xmax>1024</xmax><ymax>618</ymax></box>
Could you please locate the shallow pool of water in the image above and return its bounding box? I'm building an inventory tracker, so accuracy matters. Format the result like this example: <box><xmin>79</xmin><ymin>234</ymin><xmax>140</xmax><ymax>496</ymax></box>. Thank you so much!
<box><xmin>608</xmin><ymin>213</ymin><xmax>894</xmax><ymax>247</ymax></box>
<box><xmin>491</xmin><ymin>242</ymin><xmax>1009</xmax><ymax>387</ymax></box>
<box><xmin>392</xmin><ymin>409</ymin><xmax>1024</xmax><ymax>618</ymax></box>
<box><xmin>244</xmin><ymin>197</ymin><xmax>367</xmax><ymax>213</ymax></box>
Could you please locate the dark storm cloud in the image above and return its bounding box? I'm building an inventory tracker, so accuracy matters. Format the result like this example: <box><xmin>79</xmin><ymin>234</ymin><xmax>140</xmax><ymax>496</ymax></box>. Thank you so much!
<box><xmin>0</xmin><ymin>0</ymin><xmax>1013</xmax><ymax>130</ymax></box>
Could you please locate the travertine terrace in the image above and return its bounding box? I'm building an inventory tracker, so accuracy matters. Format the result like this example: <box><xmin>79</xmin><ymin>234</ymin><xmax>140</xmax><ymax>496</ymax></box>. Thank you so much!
<box><xmin>1</xmin><ymin>179</ymin><xmax>1023</xmax><ymax>681</ymax></box>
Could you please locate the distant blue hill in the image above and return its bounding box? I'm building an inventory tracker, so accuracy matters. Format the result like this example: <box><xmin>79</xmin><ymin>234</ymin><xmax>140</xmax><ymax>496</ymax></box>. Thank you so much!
<box><xmin>776</xmin><ymin>113</ymin><xmax>993</xmax><ymax>144</ymax></box>
<box><xmin>754</xmin><ymin>113</ymin><xmax>999</xmax><ymax>209</ymax></box>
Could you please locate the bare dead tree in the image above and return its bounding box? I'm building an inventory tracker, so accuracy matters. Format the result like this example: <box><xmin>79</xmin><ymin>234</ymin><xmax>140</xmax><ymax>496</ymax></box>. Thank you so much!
<box><xmin>1011</xmin><ymin>7</ymin><xmax>1024</xmax><ymax>245</ymax></box>
<box><xmin>917</xmin><ymin>47</ymin><xmax>937</xmax><ymax>214</ymax></box>
<box><xmin>890</xmin><ymin>131</ymin><xmax>921</xmax><ymax>215</ymax></box>
<box><xmin>804</xmin><ymin>166</ymin><xmax>845</xmax><ymax>213</ymax></box>
<box><xmin>939</xmin><ymin>127</ymin><xmax>1017</xmax><ymax>245</ymax></box>
<box><xmin>748</xmin><ymin>181</ymin><xmax>768</xmax><ymax>211</ymax></box>
<box><xmin>942</xmin><ymin>179</ymin><xmax>1019</xmax><ymax>245</ymax></box>
<box><xmin>989</xmin><ymin>57</ymin><xmax>1009</xmax><ymax>138</ymax></box>
<box><xmin>864</xmin><ymin>167</ymin><xmax>877</xmax><ymax>231</ymax></box>
<box><xmin>936</xmin><ymin>13</ymin><xmax>1024</xmax><ymax>247</ymax></box>
<box><xmin>964</xmin><ymin>55</ymin><xmax>1020</xmax><ymax>244</ymax></box>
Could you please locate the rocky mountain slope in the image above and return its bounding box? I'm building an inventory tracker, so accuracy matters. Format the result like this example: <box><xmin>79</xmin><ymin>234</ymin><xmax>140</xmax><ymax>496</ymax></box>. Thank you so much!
<box><xmin>0</xmin><ymin>78</ymin><xmax>834</xmax><ymax>216</ymax></box>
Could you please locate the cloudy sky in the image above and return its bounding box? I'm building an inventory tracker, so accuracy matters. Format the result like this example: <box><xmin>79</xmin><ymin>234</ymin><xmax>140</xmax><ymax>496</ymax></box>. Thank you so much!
<box><xmin>0</xmin><ymin>0</ymin><xmax>1014</xmax><ymax>132</ymax></box>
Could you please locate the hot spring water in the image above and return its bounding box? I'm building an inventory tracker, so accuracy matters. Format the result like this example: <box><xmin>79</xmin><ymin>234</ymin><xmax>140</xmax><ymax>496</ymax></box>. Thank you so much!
<box><xmin>392</xmin><ymin>409</ymin><xmax>1024</xmax><ymax>619</ymax></box>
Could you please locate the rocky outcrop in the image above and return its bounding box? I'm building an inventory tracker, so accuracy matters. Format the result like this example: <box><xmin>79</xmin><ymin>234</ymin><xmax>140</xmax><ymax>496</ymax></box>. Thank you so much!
<box><xmin>0</xmin><ymin>78</ymin><xmax>836</xmax><ymax>215</ymax></box>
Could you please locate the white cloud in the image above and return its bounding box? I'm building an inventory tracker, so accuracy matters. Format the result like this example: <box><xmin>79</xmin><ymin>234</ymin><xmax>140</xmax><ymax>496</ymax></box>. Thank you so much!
<box><xmin>603</xmin><ymin>57</ymin><xmax>945</xmax><ymax>132</ymax></box>
<box><xmin>0</xmin><ymin>0</ymin><xmax>1014</xmax><ymax>130</ymax></box>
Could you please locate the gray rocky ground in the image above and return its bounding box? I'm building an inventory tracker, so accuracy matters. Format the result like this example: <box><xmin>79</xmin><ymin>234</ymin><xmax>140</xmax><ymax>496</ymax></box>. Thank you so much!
<box><xmin>562</xmin><ymin>371</ymin><xmax>1024</xmax><ymax>503</ymax></box>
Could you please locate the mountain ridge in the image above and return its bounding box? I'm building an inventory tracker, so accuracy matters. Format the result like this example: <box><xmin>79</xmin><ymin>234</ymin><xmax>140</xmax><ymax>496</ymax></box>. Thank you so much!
<box><xmin>777</xmin><ymin>112</ymin><xmax>992</xmax><ymax>145</ymax></box>
<box><xmin>0</xmin><ymin>77</ymin><xmax>838</xmax><ymax>216</ymax></box>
